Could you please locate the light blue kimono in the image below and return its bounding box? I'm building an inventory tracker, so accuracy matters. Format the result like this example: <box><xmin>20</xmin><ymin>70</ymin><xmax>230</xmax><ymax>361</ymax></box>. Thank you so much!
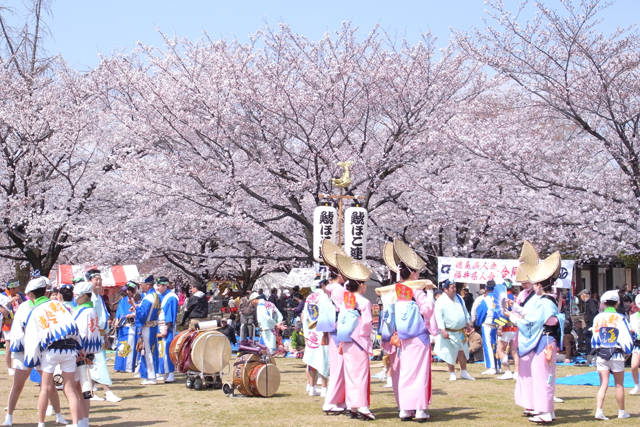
<box><xmin>514</xmin><ymin>295</ymin><xmax>559</xmax><ymax>357</ymax></box>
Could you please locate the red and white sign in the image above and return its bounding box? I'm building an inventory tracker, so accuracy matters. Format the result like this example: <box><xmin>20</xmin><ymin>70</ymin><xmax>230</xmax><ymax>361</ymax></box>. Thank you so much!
<box><xmin>56</xmin><ymin>265</ymin><xmax>140</xmax><ymax>288</ymax></box>
<box><xmin>437</xmin><ymin>257</ymin><xmax>574</xmax><ymax>289</ymax></box>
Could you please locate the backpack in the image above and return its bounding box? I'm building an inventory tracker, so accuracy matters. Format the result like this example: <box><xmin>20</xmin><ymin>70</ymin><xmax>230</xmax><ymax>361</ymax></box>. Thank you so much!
<box><xmin>316</xmin><ymin>298</ymin><xmax>338</xmax><ymax>333</ymax></box>
<box><xmin>395</xmin><ymin>300</ymin><xmax>428</xmax><ymax>340</ymax></box>
<box><xmin>336</xmin><ymin>308</ymin><xmax>361</xmax><ymax>342</ymax></box>
<box><xmin>379</xmin><ymin>304</ymin><xmax>396</xmax><ymax>343</ymax></box>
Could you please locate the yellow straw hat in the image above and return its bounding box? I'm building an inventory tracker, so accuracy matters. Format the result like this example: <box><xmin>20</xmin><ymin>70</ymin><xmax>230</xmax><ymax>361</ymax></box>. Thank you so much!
<box><xmin>515</xmin><ymin>240</ymin><xmax>539</xmax><ymax>283</ymax></box>
<box><xmin>516</xmin><ymin>240</ymin><xmax>561</xmax><ymax>284</ymax></box>
<box><xmin>321</xmin><ymin>239</ymin><xmax>346</xmax><ymax>269</ymax></box>
<box><xmin>336</xmin><ymin>254</ymin><xmax>371</xmax><ymax>282</ymax></box>
<box><xmin>393</xmin><ymin>239</ymin><xmax>425</xmax><ymax>272</ymax></box>
<box><xmin>382</xmin><ymin>241</ymin><xmax>400</xmax><ymax>273</ymax></box>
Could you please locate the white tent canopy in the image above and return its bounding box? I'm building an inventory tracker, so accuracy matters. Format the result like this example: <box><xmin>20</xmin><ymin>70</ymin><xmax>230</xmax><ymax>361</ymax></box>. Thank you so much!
<box><xmin>253</xmin><ymin>268</ymin><xmax>317</xmax><ymax>294</ymax></box>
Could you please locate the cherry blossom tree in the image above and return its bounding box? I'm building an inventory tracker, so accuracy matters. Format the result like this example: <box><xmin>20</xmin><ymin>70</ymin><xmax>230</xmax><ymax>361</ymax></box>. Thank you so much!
<box><xmin>455</xmin><ymin>0</ymin><xmax>640</xmax><ymax>256</ymax></box>
<box><xmin>0</xmin><ymin>1</ymin><xmax>116</xmax><ymax>280</ymax></box>
<box><xmin>94</xmin><ymin>23</ymin><xmax>487</xmax><ymax>284</ymax></box>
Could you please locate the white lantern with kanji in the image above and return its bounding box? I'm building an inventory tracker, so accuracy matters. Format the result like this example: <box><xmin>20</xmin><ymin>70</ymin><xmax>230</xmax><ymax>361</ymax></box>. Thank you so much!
<box><xmin>344</xmin><ymin>207</ymin><xmax>367</xmax><ymax>261</ymax></box>
<box><xmin>313</xmin><ymin>206</ymin><xmax>338</xmax><ymax>262</ymax></box>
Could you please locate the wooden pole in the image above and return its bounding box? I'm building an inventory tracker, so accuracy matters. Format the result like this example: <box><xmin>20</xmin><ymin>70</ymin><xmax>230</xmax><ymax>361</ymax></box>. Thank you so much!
<box><xmin>338</xmin><ymin>188</ymin><xmax>343</xmax><ymax>246</ymax></box>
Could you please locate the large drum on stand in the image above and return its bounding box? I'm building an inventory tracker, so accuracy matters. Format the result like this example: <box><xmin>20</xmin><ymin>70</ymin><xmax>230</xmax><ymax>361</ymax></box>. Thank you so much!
<box><xmin>170</xmin><ymin>330</ymin><xmax>231</xmax><ymax>374</ymax></box>
<box><xmin>169</xmin><ymin>330</ymin><xmax>191</xmax><ymax>368</ymax></box>
<box><xmin>189</xmin><ymin>331</ymin><xmax>231</xmax><ymax>373</ymax></box>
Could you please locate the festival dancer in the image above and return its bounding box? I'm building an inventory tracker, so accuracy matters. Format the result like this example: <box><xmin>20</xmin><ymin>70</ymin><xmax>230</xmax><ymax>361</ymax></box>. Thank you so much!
<box><xmin>475</xmin><ymin>280</ymin><xmax>501</xmax><ymax>375</ymax></box>
<box><xmin>0</xmin><ymin>294</ymin><xmax>10</xmax><ymax>338</ymax></box>
<box><xmin>86</xmin><ymin>270</ymin><xmax>122</xmax><ymax>402</ymax></box>
<box><xmin>156</xmin><ymin>277</ymin><xmax>178</xmax><ymax>383</ymax></box>
<box><xmin>302</xmin><ymin>279</ymin><xmax>331</xmax><ymax>397</ymax></box>
<box><xmin>136</xmin><ymin>276</ymin><xmax>161</xmax><ymax>385</ymax></box>
<box><xmin>335</xmin><ymin>254</ymin><xmax>374</xmax><ymax>421</ymax></box>
<box><xmin>3</xmin><ymin>279</ymin><xmax>26</xmax><ymax>375</ymax></box>
<box><xmin>497</xmin><ymin>279</ymin><xmax>519</xmax><ymax>380</ymax></box>
<box><xmin>504</xmin><ymin>240</ymin><xmax>562</xmax><ymax>424</ymax></box>
<box><xmin>319</xmin><ymin>239</ymin><xmax>349</xmax><ymax>414</ymax></box>
<box><xmin>3</xmin><ymin>287</ymin><xmax>68</xmax><ymax>426</ymax></box>
<box><xmin>629</xmin><ymin>295</ymin><xmax>640</xmax><ymax>395</ymax></box>
<box><xmin>250</xmin><ymin>291</ymin><xmax>284</xmax><ymax>353</ymax></box>
<box><xmin>434</xmin><ymin>279</ymin><xmax>475</xmax><ymax>382</ymax></box>
<box><xmin>591</xmin><ymin>290</ymin><xmax>634</xmax><ymax>420</ymax></box>
<box><xmin>391</xmin><ymin>240</ymin><xmax>438</xmax><ymax>422</ymax></box>
<box><xmin>114</xmin><ymin>281</ymin><xmax>138</xmax><ymax>373</ymax></box>
<box><xmin>22</xmin><ymin>277</ymin><xmax>82</xmax><ymax>427</ymax></box>
<box><xmin>378</xmin><ymin>242</ymin><xmax>400</xmax><ymax>399</ymax></box>
<box><xmin>72</xmin><ymin>280</ymin><xmax>103</xmax><ymax>427</ymax></box>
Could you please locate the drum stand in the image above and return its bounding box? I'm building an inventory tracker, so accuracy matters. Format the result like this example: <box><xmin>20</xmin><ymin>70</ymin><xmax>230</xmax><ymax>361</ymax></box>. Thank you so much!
<box><xmin>185</xmin><ymin>334</ymin><xmax>230</xmax><ymax>391</ymax></box>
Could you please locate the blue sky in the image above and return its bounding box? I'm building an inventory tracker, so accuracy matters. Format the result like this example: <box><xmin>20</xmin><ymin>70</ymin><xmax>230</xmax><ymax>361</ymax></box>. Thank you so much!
<box><xmin>10</xmin><ymin>0</ymin><xmax>638</xmax><ymax>69</ymax></box>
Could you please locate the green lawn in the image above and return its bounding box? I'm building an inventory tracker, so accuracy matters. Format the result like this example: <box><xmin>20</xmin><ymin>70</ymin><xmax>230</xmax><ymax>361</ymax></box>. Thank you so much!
<box><xmin>1</xmin><ymin>356</ymin><xmax>637</xmax><ymax>426</ymax></box>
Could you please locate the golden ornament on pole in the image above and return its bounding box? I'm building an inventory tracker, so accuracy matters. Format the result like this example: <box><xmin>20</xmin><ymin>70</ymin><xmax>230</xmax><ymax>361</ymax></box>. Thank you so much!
<box><xmin>331</xmin><ymin>161</ymin><xmax>354</xmax><ymax>188</ymax></box>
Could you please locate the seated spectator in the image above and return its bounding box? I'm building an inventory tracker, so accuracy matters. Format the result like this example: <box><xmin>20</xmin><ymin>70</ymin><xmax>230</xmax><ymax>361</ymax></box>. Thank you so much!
<box><xmin>290</xmin><ymin>322</ymin><xmax>305</xmax><ymax>358</ymax></box>
<box><xmin>218</xmin><ymin>319</ymin><xmax>237</xmax><ymax>346</ymax></box>
<box><xmin>467</xmin><ymin>329</ymin><xmax>484</xmax><ymax>363</ymax></box>
<box><xmin>227</xmin><ymin>313</ymin><xmax>237</xmax><ymax>331</ymax></box>
<box><xmin>559</xmin><ymin>323</ymin><xmax>577</xmax><ymax>363</ymax></box>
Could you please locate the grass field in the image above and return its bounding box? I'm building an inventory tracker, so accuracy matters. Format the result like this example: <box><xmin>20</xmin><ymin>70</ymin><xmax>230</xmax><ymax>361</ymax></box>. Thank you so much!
<box><xmin>1</xmin><ymin>355</ymin><xmax>638</xmax><ymax>426</ymax></box>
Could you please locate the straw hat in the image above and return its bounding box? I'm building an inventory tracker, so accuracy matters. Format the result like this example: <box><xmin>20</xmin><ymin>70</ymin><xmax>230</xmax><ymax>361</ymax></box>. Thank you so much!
<box><xmin>321</xmin><ymin>239</ymin><xmax>346</xmax><ymax>269</ymax></box>
<box><xmin>382</xmin><ymin>241</ymin><xmax>400</xmax><ymax>273</ymax></box>
<box><xmin>393</xmin><ymin>239</ymin><xmax>425</xmax><ymax>272</ymax></box>
<box><xmin>515</xmin><ymin>240</ymin><xmax>561</xmax><ymax>284</ymax></box>
<box><xmin>335</xmin><ymin>254</ymin><xmax>370</xmax><ymax>282</ymax></box>
<box><xmin>515</xmin><ymin>240</ymin><xmax>539</xmax><ymax>283</ymax></box>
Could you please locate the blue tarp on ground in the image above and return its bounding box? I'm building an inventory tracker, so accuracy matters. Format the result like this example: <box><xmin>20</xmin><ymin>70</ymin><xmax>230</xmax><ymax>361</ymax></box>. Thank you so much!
<box><xmin>556</xmin><ymin>371</ymin><xmax>636</xmax><ymax>388</ymax></box>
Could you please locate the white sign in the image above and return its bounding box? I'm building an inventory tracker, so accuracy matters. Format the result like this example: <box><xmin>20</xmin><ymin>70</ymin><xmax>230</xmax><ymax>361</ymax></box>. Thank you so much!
<box><xmin>437</xmin><ymin>257</ymin><xmax>574</xmax><ymax>289</ymax></box>
<box><xmin>344</xmin><ymin>207</ymin><xmax>367</xmax><ymax>261</ymax></box>
<box><xmin>313</xmin><ymin>206</ymin><xmax>337</xmax><ymax>262</ymax></box>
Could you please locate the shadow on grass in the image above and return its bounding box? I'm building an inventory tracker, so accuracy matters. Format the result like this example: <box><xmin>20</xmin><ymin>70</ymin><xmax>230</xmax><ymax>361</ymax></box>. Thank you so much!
<box><xmin>553</xmin><ymin>409</ymin><xmax>599</xmax><ymax>425</ymax></box>
<box><xmin>429</xmin><ymin>407</ymin><xmax>482</xmax><ymax>422</ymax></box>
<box><xmin>117</xmin><ymin>394</ymin><xmax>169</xmax><ymax>399</ymax></box>
<box><xmin>87</xmin><ymin>415</ymin><xmax>124</xmax><ymax>423</ymax></box>
<box><xmin>372</xmin><ymin>406</ymin><xmax>400</xmax><ymax>420</ymax></box>
<box><xmin>89</xmin><ymin>407</ymin><xmax>135</xmax><ymax>414</ymax></box>
<box><xmin>102</xmin><ymin>420</ymin><xmax>165</xmax><ymax>427</ymax></box>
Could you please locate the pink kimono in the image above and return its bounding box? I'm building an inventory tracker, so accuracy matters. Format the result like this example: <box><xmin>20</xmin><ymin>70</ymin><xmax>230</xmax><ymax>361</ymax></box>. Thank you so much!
<box><xmin>513</xmin><ymin>287</ymin><xmax>536</xmax><ymax>410</ymax></box>
<box><xmin>397</xmin><ymin>289</ymin><xmax>436</xmax><ymax>411</ymax></box>
<box><xmin>514</xmin><ymin>294</ymin><xmax>558</xmax><ymax>414</ymax></box>
<box><xmin>324</xmin><ymin>281</ymin><xmax>347</xmax><ymax>407</ymax></box>
<box><xmin>342</xmin><ymin>293</ymin><xmax>373</xmax><ymax>409</ymax></box>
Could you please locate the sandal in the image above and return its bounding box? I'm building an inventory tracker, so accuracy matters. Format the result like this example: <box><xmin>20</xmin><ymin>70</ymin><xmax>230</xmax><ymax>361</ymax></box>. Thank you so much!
<box><xmin>359</xmin><ymin>412</ymin><xmax>376</xmax><ymax>421</ymax></box>
<box><xmin>529</xmin><ymin>414</ymin><xmax>553</xmax><ymax>424</ymax></box>
<box><xmin>322</xmin><ymin>405</ymin><xmax>345</xmax><ymax>415</ymax></box>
